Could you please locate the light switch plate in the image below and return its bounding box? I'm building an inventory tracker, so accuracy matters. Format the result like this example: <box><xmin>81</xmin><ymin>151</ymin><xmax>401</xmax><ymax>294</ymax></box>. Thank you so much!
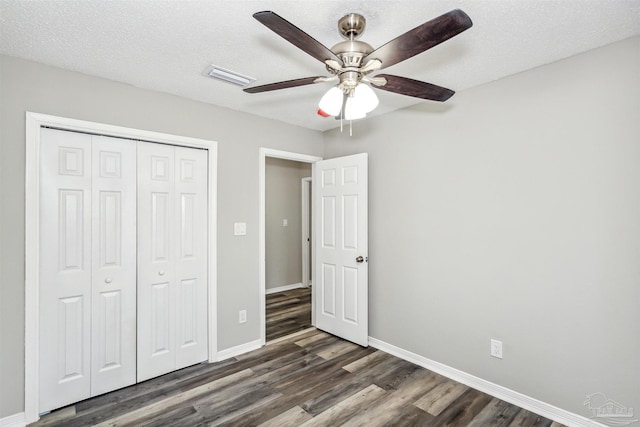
<box><xmin>234</xmin><ymin>222</ymin><xmax>247</xmax><ymax>236</ymax></box>
<box><xmin>283</xmin><ymin>219</ymin><xmax>288</xmax><ymax>227</ymax></box>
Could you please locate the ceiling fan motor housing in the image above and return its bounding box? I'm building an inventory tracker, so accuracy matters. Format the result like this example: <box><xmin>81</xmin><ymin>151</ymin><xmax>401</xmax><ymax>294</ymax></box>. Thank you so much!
<box><xmin>330</xmin><ymin>37</ymin><xmax>374</xmax><ymax>95</ymax></box>
<box><xmin>331</xmin><ymin>40</ymin><xmax>374</xmax><ymax>67</ymax></box>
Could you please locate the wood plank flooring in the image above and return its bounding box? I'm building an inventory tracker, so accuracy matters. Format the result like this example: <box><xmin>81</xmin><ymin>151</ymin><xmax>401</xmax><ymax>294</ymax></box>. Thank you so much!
<box><xmin>266</xmin><ymin>287</ymin><xmax>312</xmax><ymax>342</ymax></box>
<box><xmin>32</xmin><ymin>327</ymin><xmax>565</xmax><ymax>427</ymax></box>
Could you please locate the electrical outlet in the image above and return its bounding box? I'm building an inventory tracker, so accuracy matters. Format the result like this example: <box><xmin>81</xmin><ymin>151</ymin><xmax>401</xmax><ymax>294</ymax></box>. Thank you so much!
<box><xmin>490</xmin><ymin>339</ymin><xmax>503</xmax><ymax>359</ymax></box>
<box><xmin>239</xmin><ymin>310</ymin><xmax>247</xmax><ymax>324</ymax></box>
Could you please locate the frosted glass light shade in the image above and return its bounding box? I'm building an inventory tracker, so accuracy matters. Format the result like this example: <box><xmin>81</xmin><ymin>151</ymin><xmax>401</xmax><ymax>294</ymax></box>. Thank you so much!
<box><xmin>344</xmin><ymin>96</ymin><xmax>366</xmax><ymax>120</ymax></box>
<box><xmin>318</xmin><ymin>87</ymin><xmax>343</xmax><ymax>116</ymax></box>
<box><xmin>353</xmin><ymin>83</ymin><xmax>379</xmax><ymax>113</ymax></box>
<box><xmin>344</xmin><ymin>83</ymin><xmax>378</xmax><ymax>120</ymax></box>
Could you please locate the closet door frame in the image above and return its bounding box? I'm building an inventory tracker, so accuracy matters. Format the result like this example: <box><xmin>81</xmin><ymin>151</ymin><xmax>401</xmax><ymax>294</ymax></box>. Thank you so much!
<box><xmin>24</xmin><ymin>112</ymin><xmax>218</xmax><ymax>424</ymax></box>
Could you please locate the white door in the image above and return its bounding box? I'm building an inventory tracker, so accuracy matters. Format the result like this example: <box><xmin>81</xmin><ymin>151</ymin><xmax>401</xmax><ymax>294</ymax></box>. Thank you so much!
<box><xmin>39</xmin><ymin>128</ymin><xmax>136</xmax><ymax>412</ymax></box>
<box><xmin>137</xmin><ymin>142</ymin><xmax>175</xmax><ymax>380</ymax></box>
<box><xmin>90</xmin><ymin>135</ymin><xmax>137</xmax><ymax>396</ymax></box>
<box><xmin>39</xmin><ymin>129</ymin><xmax>92</xmax><ymax>412</ymax></box>
<box><xmin>313</xmin><ymin>153</ymin><xmax>368</xmax><ymax>347</ymax></box>
<box><xmin>174</xmin><ymin>147</ymin><xmax>209</xmax><ymax>369</ymax></box>
<box><xmin>137</xmin><ymin>142</ymin><xmax>208</xmax><ymax>382</ymax></box>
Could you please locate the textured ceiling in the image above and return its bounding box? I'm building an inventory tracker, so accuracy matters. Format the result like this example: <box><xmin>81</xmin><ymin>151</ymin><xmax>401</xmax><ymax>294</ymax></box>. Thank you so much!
<box><xmin>1</xmin><ymin>0</ymin><xmax>639</xmax><ymax>131</ymax></box>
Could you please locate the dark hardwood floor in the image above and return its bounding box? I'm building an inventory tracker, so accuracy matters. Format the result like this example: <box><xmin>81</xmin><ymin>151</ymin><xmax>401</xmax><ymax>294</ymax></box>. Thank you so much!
<box><xmin>32</xmin><ymin>326</ymin><xmax>564</xmax><ymax>426</ymax></box>
<box><xmin>266</xmin><ymin>286</ymin><xmax>312</xmax><ymax>342</ymax></box>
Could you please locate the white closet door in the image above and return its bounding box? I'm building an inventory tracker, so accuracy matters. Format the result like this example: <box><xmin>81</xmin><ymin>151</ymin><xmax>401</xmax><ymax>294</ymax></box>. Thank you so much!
<box><xmin>39</xmin><ymin>129</ymin><xmax>137</xmax><ymax>411</ymax></box>
<box><xmin>39</xmin><ymin>128</ymin><xmax>93</xmax><ymax>412</ymax></box>
<box><xmin>137</xmin><ymin>142</ymin><xmax>177</xmax><ymax>381</ymax></box>
<box><xmin>174</xmin><ymin>147</ymin><xmax>208</xmax><ymax>369</ymax></box>
<box><xmin>137</xmin><ymin>142</ymin><xmax>208</xmax><ymax>381</ymax></box>
<box><xmin>90</xmin><ymin>135</ymin><xmax>137</xmax><ymax>396</ymax></box>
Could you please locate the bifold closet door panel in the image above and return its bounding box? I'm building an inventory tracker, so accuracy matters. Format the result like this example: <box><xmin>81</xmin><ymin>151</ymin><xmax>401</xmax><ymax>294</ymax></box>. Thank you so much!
<box><xmin>137</xmin><ymin>142</ymin><xmax>208</xmax><ymax>382</ymax></box>
<box><xmin>137</xmin><ymin>142</ymin><xmax>177</xmax><ymax>382</ymax></box>
<box><xmin>39</xmin><ymin>128</ymin><xmax>93</xmax><ymax>412</ymax></box>
<box><xmin>39</xmin><ymin>129</ymin><xmax>137</xmax><ymax>412</ymax></box>
<box><xmin>90</xmin><ymin>136</ymin><xmax>137</xmax><ymax>396</ymax></box>
<box><xmin>174</xmin><ymin>146</ymin><xmax>208</xmax><ymax>369</ymax></box>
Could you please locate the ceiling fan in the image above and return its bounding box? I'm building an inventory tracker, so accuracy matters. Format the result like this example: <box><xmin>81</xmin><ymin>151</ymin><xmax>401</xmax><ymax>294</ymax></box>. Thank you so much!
<box><xmin>243</xmin><ymin>9</ymin><xmax>473</xmax><ymax>121</ymax></box>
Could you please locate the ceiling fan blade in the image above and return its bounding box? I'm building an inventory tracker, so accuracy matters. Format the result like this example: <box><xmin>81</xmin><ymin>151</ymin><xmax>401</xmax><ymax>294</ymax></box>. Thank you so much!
<box><xmin>253</xmin><ymin>11</ymin><xmax>343</xmax><ymax>66</ymax></box>
<box><xmin>243</xmin><ymin>76</ymin><xmax>325</xmax><ymax>93</ymax></box>
<box><xmin>363</xmin><ymin>9</ymin><xmax>472</xmax><ymax>70</ymax></box>
<box><xmin>373</xmin><ymin>74</ymin><xmax>455</xmax><ymax>101</ymax></box>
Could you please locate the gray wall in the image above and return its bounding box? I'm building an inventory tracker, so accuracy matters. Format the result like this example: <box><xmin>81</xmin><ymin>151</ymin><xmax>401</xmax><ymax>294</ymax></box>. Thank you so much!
<box><xmin>0</xmin><ymin>55</ymin><xmax>324</xmax><ymax>417</ymax></box>
<box><xmin>265</xmin><ymin>158</ymin><xmax>311</xmax><ymax>290</ymax></box>
<box><xmin>324</xmin><ymin>36</ymin><xmax>640</xmax><ymax>419</ymax></box>
<box><xmin>2</xmin><ymin>36</ymin><xmax>638</xmax><ymax>422</ymax></box>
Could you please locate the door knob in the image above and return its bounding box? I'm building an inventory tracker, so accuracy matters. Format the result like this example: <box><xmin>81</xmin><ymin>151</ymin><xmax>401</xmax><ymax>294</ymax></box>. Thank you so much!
<box><xmin>159</xmin><ymin>270</ymin><xmax>165</xmax><ymax>276</ymax></box>
<box><xmin>105</xmin><ymin>277</ymin><xmax>112</xmax><ymax>284</ymax></box>
<box><xmin>356</xmin><ymin>256</ymin><xmax>364</xmax><ymax>263</ymax></box>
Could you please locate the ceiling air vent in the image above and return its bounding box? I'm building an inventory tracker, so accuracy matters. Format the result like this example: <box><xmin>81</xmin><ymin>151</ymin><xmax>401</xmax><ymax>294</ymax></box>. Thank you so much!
<box><xmin>204</xmin><ymin>65</ymin><xmax>255</xmax><ymax>87</ymax></box>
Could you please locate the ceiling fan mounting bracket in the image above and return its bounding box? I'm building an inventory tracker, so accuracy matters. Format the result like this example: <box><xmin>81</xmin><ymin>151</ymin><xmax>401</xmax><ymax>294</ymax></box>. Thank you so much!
<box><xmin>338</xmin><ymin>13</ymin><xmax>366</xmax><ymax>39</ymax></box>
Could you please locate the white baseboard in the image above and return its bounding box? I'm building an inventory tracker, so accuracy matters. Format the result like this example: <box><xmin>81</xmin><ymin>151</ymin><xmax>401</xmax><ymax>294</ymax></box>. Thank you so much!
<box><xmin>265</xmin><ymin>282</ymin><xmax>305</xmax><ymax>295</ymax></box>
<box><xmin>216</xmin><ymin>339</ymin><xmax>262</xmax><ymax>362</ymax></box>
<box><xmin>0</xmin><ymin>412</ymin><xmax>26</xmax><ymax>427</ymax></box>
<box><xmin>368</xmin><ymin>337</ymin><xmax>607</xmax><ymax>427</ymax></box>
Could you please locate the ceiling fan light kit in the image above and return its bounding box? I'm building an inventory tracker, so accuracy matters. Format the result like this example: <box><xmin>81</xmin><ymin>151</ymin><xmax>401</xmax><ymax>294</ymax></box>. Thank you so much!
<box><xmin>243</xmin><ymin>8</ymin><xmax>473</xmax><ymax>132</ymax></box>
<box><xmin>317</xmin><ymin>80</ymin><xmax>379</xmax><ymax>120</ymax></box>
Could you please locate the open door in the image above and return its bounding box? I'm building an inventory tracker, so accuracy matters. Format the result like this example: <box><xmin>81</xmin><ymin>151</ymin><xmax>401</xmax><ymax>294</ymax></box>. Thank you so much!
<box><xmin>313</xmin><ymin>153</ymin><xmax>368</xmax><ymax>346</ymax></box>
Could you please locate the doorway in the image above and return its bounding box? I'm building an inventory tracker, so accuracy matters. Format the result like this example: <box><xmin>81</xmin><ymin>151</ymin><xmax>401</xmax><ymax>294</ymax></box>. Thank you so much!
<box><xmin>259</xmin><ymin>148</ymin><xmax>322</xmax><ymax>345</ymax></box>
<box><xmin>260</xmin><ymin>149</ymin><xmax>369</xmax><ymax>348</ymax></box>
<box><xmin>264</xmin><ymin>158</ymin><xmax>312</xmax><ymax>341</ymax></box>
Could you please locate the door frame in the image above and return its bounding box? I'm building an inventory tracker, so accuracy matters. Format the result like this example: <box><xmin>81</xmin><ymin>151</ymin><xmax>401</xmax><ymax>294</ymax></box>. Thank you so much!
<box><xmin>24</xmin><ymin>112</ymin><xmax>218</xmax><ymax>423</ymax></box>
<box><xmin>259</xmin><ymin>148</ymin><xmax>322</xmax><ymax>345</ymax></box>
<box><xmin>301</xmin><ymin>177</ymin><xmax>312</xmax><ymax>288</ymax></box>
